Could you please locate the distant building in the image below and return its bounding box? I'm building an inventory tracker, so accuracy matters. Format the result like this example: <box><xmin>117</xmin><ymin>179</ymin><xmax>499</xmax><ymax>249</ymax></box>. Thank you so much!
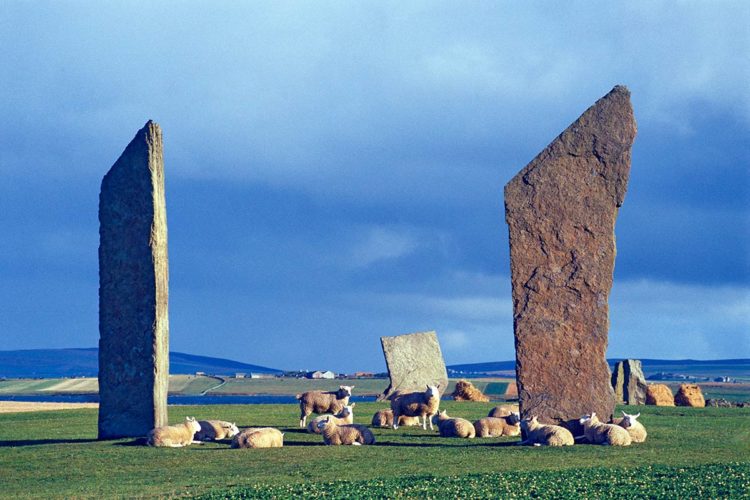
<box><xmin>234</xmin><ymin>373</ymin><xmax>246</xmax><ymax>379</ymax></box>
<box><xmin>249</xmin><ymin>373</ymin><xmax>275</xmax><ymax>379</ymax></box>
<box><xmin>352</xmin><ymin>371</ymin><xmax>374</xmax><ymax>378</ymax></box>
<box><xmin>310</xmin><ymin>370</ymin><xmax>336</xmax><ymax>379</ymax></box>
<box><xmin>195</xmin><ymin>371</ymin><xmax>206</xmax><ymax>376</ymax></box>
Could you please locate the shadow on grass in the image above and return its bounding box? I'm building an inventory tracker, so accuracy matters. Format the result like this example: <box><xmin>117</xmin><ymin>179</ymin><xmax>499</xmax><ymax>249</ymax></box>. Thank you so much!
<box><xmin>0</xmin><ymin>438</ymin><xmax>99</xmax><ymax>447</ymax></box>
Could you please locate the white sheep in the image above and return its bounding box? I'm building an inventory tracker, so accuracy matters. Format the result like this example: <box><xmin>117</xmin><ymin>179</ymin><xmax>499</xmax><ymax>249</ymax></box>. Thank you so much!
<box><xmin>307</xmin><ymin>404</ymin><xmax>355</xmax><ymax>434</ymax></box>
<box><xmin>296</xmin><ymin>385</ymin><xmax>353</xmax><ymax>428</ymax></box>
<box><xmin>371</xmin><ymin>408</ymin><xmax>422</xmax><ymax>428</ymax></box>
<box><xmin>432</xmin><ymin>409</ymin><xmax>475</xmax><ymax>438</ymax></box>
<box><xmin>390</xmin><ymin>385</ymin><xmax>441</xmax><ymax>430</ymax></box>
<box><xmin>231</xmin><ymin>427</ymin><xmax>284</xmax><ymax>448</ymax></box>
<box><xmin>194</xmin><ymin>420</ymin><xmax>240</xmax><ymax>441</ymax></box>
<box><xmin>518</xmin><ymin>416</ymin><xmax>574</xmax><ymax>446</ymax></box>
<box><xmin>474</xmin><ymin>412</ymin><xmax>521</xmax><ymax>438</ymax></box>
<box><xmin>578</xmin><ymin>412</ymin><xmax>632</xmax><ymax>446</ymax></box>
<box><xmin>488</xmin><ymin>405</ymin><xmax>517</xmax><ymax>418</ymax></box>
<box><xmin>147</xmin><ymin>417</ymin><xmax>201</xmax><ymax>448</ymax></box>
<box><xmin>316</xmin><ymin>416</ymin><xmax>375</xmax><ymax>445</ymax></box>
<box><xmin>612</xmin><ymin>411</ymin><xmax>647</xmax><ymax>443</ymax></box>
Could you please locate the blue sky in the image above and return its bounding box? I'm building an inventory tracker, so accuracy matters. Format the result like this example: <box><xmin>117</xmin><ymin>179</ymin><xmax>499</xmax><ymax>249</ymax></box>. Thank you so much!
<box><xmin>1</xmin><ymin>2</ymin><xmax>748</xmax><ymax>372</ymax></box>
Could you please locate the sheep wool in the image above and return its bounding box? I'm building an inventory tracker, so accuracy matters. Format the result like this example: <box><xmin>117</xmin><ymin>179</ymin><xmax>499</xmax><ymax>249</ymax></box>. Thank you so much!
<box><xmin>433</xmin><ymin>410</ymin><xmax>476</xmax><ymax>438</ymax></box>
<box><xmin>519</xmin><ymin>416</ymin><xmax>574</xmax><ymax>446</ymax></box>
<box><xmin>488</xmin><ymin>405</ymin><xmax>517</xmax><ymax>418</ymax></box>
<box><xmin>195</xmin><ymin>420</ymin><xmax>240</xmax><ymax>441</ymax></box>
<box><xmin>474</xmin><ymin>413</ymin><xmax>521</xmax><ymax>438</ymax></box>
<box><xmin>307</xmin><ymin>405</ymin><xmax>355</xmax><ymax>434</ymax></box>
<box><xmin>613</xmin><ymin>412</ymin><xmax>647</xmax><ymax>443</ymax></box>
<box><xmin>580</xmin><ymin>413</ymin><xmax>631</xmax><ymax>446</ymax></box>
<box><xmin>390</xmin><ymin>385</ymin><xmax>441</xmax><ymax>430</ymax></box>
<box><xmin>296</xmin><ymin>385</ymin><xmax>353</xmax><ymax>428</ymax></box>
<box><xmin>231</xmin><ymin>428</ymin><xmax>284</xmax><ymax>449</ymax></box>
<box><xmin>317</xmin><ymin>417</ymin><xmax>375</xmax><ymax>446</ymax></box>
<box><xmin>147</xmin><ymin>417</ymin><xmax>201</xmax><ymax>448</ymax></box>
<box><xmin>371</xmin><ymin>409</ymin><xmax>421</xmax><ymax>428</ymax></box>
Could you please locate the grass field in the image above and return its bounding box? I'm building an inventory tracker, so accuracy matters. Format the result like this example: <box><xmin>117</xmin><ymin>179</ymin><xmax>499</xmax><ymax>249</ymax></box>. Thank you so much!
<box><xmin>0</xmin><ymin>403</ymin><xmax>747</xmax><ymax>498</ymax></box>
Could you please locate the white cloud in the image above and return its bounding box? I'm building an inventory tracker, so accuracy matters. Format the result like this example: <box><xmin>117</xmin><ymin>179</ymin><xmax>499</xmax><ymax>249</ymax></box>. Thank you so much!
<box><xmin>350</xmin><ymin>226</ymin><xmax>420</xmax><ymax>268</ymax></box>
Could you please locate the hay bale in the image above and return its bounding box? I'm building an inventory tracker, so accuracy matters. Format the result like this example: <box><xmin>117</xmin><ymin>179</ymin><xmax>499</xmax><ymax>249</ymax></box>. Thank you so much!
<box><xmin>674</xmin><ymin>383</ymin><xmax>705</xmax><ymax>407</ymax></box>
<box><xmin>645</xmin><ymin>384</ymin><xmax>675</xmax><ymax>406</ymax></box>
<box><xmin>451</xmin><ymin>379</ymin><xmax>490</xmax><ymax>402</ymax></box>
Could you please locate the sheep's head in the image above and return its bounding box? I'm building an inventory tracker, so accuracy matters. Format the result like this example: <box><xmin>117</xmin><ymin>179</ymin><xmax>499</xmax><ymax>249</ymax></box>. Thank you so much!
<box><xmin>224</xmin><ymin>422</ymin><xmax>240</xmax><ymax>438</ymax></box>
<box><xmin>621</xmin><ymin>411</ymin><xmax>640</xmax><ymax>428</ymax></box>
<box><xmin>341</xmin><ymin>405</ymin><xmax>354</xmax><ymax>418</ymax></box>
<box><xmin>316</xmin><ymin>416</ymin><xmax>332</xmax><ymax>430</ymax></box>
<box><xmin>339</xmin><ymin>385</ymin><xmax>354</xmax><ymax>398</ymax></box>
<box><xmin>425</xmin><ymin>385</ymin><xmax>439</xmax><ymax>399</ymax></box>
<box><xmin>431</xmin><ymin>409</ymin><xmax>448</xmax><ymax>425</ymax></box>
<box><xmin>186</xmin><ymin>417</ymin><xmax>201</xmax><ymax>433</ymax></box>
<box><xmin>579</xmin><ymin>412</ymin><xmax>599</xmax><ymax>427</ymax></box>
<box><xmin>520</xmin><ymin>415</ymin><xmax>537</xmax><ymax>432</ymax></box>
<box><xmin>507</xmin><ymin>412</ymin><xmax>521</xmax><ymax>425</ymax></box>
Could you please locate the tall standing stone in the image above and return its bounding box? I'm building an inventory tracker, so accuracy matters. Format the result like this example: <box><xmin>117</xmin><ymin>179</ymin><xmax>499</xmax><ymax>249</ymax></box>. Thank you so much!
<box><xmin>378</xmin><ymin>331</ymin><xmax>448</xmax><ymax>400</ymax></box>
<box><xmin>504</xmin><ymin>86</ymin><xmax>636</xmax><ymax>429</ymax></box>
<box><xmin>98</xmin><ymin>121</ymin><xmax>169</xmax><ymax>439</ymax></box>
<box><xmin>611</xmin><ymin>359</ymin><xmax>647</xmax><ymax>405</ymax></box>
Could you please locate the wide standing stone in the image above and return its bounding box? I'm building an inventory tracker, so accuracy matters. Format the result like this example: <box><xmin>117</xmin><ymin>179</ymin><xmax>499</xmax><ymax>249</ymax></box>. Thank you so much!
<box><xmin>98</xmin><ymin>121</ymin><xmax>169</xmax><ymax>439</ymax></box>
<box><xmin>378</xmin><ymin>331</ymin><xmax>448</xmax><ymax>400</ymax></box>
<box><xmin>504</xmin><ymin>86</ymin><xmax>636</xmax><ymax>429</ymax></box>
<box><xmin>611</xmin><ymin>359</ymin><xmax>647</xmax><ymax>405</ymax></box>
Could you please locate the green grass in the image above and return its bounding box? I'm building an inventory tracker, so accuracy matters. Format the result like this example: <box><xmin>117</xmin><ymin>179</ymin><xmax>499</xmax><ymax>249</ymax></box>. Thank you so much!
<box><xmin>0</xmin><ymin>403</ymin><xmax>748</xmax><ymax>498</ymax></box>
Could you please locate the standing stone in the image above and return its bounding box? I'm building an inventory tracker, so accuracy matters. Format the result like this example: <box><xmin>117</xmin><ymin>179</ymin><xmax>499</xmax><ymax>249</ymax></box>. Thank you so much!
<box><xmin>98</xmin><ymin>121</ymin><xmax>169</xmax><ymax>439</ymax></box>
<box><xmin>611</xmin><ymin>359</ymin><xmax>648</xmax><ymax>405</ymax></box>
<box><xmin>378</xmin><ymin>331</ymin><xmax>448</xmax><ymax>400</ymax></box>
<box><xmin>504</xmin><ymin>86</ymin><xmax>636</xmax><ymax>430</ymax></box>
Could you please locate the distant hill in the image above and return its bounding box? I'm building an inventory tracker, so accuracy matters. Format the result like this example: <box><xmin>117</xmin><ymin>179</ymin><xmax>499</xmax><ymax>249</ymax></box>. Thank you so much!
<box><xmin>0</xmin><ymin>348</ymin><xmax>282</xmax><ymax>378</ymax></box>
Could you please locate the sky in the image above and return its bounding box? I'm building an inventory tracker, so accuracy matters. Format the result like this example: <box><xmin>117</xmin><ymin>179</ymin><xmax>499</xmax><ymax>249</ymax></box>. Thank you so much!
<box><xmin>1</xmin><ymin>2</ymin><xmax>748</xmax><ymax>373</ymax></box>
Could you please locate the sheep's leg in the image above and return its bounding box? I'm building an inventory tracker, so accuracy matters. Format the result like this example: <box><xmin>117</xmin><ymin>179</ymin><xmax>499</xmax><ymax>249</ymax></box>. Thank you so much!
<box><xmin>300</xmin><ymin>412</ymin><xmax>308</xmax><ymax>428</ymax></box>
<box><xmin>392</xmin><ymin>411</ymin><xmax>400</xmax><ymax>430</ymax></box>
<box><xmin>351</xmin><ymin>441</ymin><xmax>362</xmax><ymax>446</ymax></box>
<box><xmin>191</xmin><ymin>440</ymin><xmax>205</xmax><ymax>445</ymax></box>
<box><xmin>427</xmin><ymin>415</ymin><xmax>434</xmax><ymax>431</ymax></box>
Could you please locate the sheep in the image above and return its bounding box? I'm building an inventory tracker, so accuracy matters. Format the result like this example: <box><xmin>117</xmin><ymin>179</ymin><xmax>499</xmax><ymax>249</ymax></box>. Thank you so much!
<box><xmin>432</xmin><ymin>409</ymin><xmax>476</xmax><ymax>438</ymax></box>
<box><xmin>296</xmin><ymin>385</ymin><xmax>353</xmax><ymax>428</ymax></box>
<box><xmin>390</xmin><ymin>385</ymin><xmax>440</xmax><ymax>430</ymax></box>
<box><xmin>316</xmin><ymin>416</ymin><xmax>375</xmax><ymax>445</ymax></box>
<box><xmin>194</xmin><ymin>420</ymin><xmax>240</xmax><ymax>441</ymax></box>
<box><xmin>474</xmin><ymin>412</ymin><xmax>521</xmax><ymax>438</ymax></box>
<box><xmin>231</xmin><ymin>427</ymin><xmax>284</xmax><ymax>449</ymax></box>
<box><xmin>147</xmin><ymin>417</ymin><xmax>202</xmax><ymax>447</ymax></box>
<box><xmin>371</xmin><ymin>408</ymin><xmax>422</xmax><ymax>428</ymax></box>
<box><xmin>578</xmin><ymin>412</ymin><xmax>632</xmax><ymax>446</ymax></box>
<box><xmin>612</xmin><ymin>411</ymin><xmax>647</xmax><ymax>443</ymax></box>
<box><xmin>307</xmin><ymin>404</ymin><xmax>355</xmax><ymax>434</ymax></box>
<box><xmin>488</xmin><ymin>405</ymin><xmax>517</xmax><ymax>418</ymax></box>
<box><xmin>518</xmin><ymin>416</ymin><xmax>574</xmax><ymax>446</ymax></box>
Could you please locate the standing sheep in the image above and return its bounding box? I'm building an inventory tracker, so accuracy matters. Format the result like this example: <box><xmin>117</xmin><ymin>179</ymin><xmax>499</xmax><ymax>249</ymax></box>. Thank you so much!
<box><xmin>432</xmin><ymin>409</ymin><xmax>476</xmax><ymax>438</ymax></box>
<box><xmin>231</xmin><ymin>427</ymin><xmax>284</xmax><ymax>449</ymax></box>
<box><xmin>474</xmin><ymin>412</ymin><xmax>521</xmax><ymax>438</ymax></box>
<box><xmin>612</xmin><ymin>411</ymin><xmax>647</xmax><ymax>443</ymax></box>
<box><xmin>147</xmin><ymin>417</ymin><xmax>202</xmax><ymax>448</ymax></box>
<box><xmin>307</xmin><ymin>404</ymin><xmax>355</xmax><ymax>434</ymax></box>
<box><xmin>296</xmin><ymin>385</ymin><xmax>354</xmax><ymax>428</ymax></box>
<box><xmin>194</xmin><ymin>420</ymin><xmax>240</xmax><ymax>441</ymax></box>
<box><xmin>579</xmin><ymin>413</ymin><xmax>632</xmax><ymax>446</ymax></box>
<box><xmin>390</xmin><ymin>385</ymin><xmax>441</xmax><ymax>430</ymax></box>
<box><xmin>316</xmin><ymin>416</ymin><xmax>375</xmax><ymax>445</ymax></box>
<box><xmin>371</xmin><ymin>409</ymin><xmax>422</xmax><ymax>428</ymax></box>
<box><xmin>518</xmin><ymin>416</ymin><xmax>574</xmax><ymax>446</ymax></box>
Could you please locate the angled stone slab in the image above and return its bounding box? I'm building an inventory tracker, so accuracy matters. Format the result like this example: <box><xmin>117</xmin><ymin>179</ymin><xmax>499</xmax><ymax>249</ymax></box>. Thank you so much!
<box><xmin>611</xmin><ymin>359</ymin><xmax>647</xmax><ymax>405</ymax></box>
<box><xmin>98</xmin><ymin>120</ymin><xmax>169</xmax><ymax>439</ymax></box>
<box><xmin>378</xmin><ymin>331</ymin><xmax>448</xmax><ymax>400</ymax></box>
<box><xmin>504</xmin><ymin>86</ymin><xmax>636</xmax><ymax>430</ymax></box>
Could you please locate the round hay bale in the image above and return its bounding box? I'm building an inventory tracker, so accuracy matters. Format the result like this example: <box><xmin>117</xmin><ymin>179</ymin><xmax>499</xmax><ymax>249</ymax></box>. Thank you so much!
<box><xmin>451</xmin><ymin>379</ymin><xmax>490</xmax><ymax>402</ymax></box>
<box><xmin>645</xmin><ymin>383</ymin><xmax>675</xmax><ymax>406</ymax></box>
<box><xmin>674</xmin><ymin>383</ymin><xmax>705</xmax><ymax>407</ymax></box>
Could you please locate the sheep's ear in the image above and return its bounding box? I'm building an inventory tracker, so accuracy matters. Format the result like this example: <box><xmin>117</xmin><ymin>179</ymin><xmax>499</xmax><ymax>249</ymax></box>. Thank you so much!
<box><xmin>591</xmin><ymin>412</ymin><xmax>596</xmax><ymax>419</ymax></box>
<box><xmin>621</xmin><ymin>411</ymin><xmax>627</xmax><ymax>417</ymax></box>
<box><xmin>351</xmin><ymin>402</ymin><xmax>356</xmax><ymax>407</ymax></box>
<box><xmin>634</xmin><ymin>413</ymin><xmax>640</xmax><ymax>419</ymax></box>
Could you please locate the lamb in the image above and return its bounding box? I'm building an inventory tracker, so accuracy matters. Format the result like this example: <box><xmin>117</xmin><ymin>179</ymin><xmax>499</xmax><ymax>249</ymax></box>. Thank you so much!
<box><xmin>147</xmin><ymin>417</ymin><xmax>202</xmax><ymax>447</ymax></box>
<box><xmin>578</xmin><ymin>412</ymin><xmax>632</xmax><ymax>446</ymax></box>
<box><xmin>194</xmin><ymin>420</ymin><xmax>240</xmax><ymax>441</ymax></box>
<box><xmin>432</xmin><ymin>409</ymin><xmax>475</xmax><ymax>438</ymax></box>
<box><xmin>488</xmin><ymin>405</ymin><xmax>517</xmax><ymax>418</ymax></box>
<box><xmin>316</xmin><ymin>416</ymin><xmax>375</xmax><ymax>445</ymax></box>
<box><xmin>473</xmin><ymin>412</ymin><xmax>521</xmax><ymax>438</ymax></box>
<box><xmin>307</xmin><ymin>404</ymin><xmax>355</xmax><ymax>434</ymax></box>
<box><xmin>518</xmin><ymin>416</ymin><xmax>574</xmax><ymax>446</ymax></box>
<box><xmin>296</xmin><ymin>385</ymin><xmax>353</xmax><ymax>428</ymax></box>
<box><xmin>231</xmin><ymin>427</ymin><xmax>284</xmax><ymax>448</ymax></box>
<box><xmin>390</xmin><ymin>385</ymin><xmax>440</xmax><ymax>430</ymax></box>
<box><xmin>371</xmin><ymin>408</ymin><xmax>422</xmax><ymax>428</ymax></box>
<box><xmin>612</xmin><ymin>411</ymin><xmax>647</xmax><ymax>443</ymax></box>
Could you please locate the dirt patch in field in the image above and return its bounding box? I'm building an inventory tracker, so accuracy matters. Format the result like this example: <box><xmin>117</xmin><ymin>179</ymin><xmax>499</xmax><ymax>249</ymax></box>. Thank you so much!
<box><xmin>0</xmin><ymin>401</ymin><xmax>98</xmax><ymax>414</ymax></box>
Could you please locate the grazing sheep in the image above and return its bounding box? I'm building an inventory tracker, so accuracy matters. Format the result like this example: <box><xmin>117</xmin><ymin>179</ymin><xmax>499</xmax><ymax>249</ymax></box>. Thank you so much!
<box><xmin>474</xmin><ymin>412</ymin><xmax>521</xmax><ymax>438</ymax></box>
<box><xmin>390</xmin><ymin>385</ymin><xmax>441</xmax><ymax>430</ymax></box>
<box><xmin>307</xmin><ymin>404</ymin><xmax>355</xmax><ymax>434</ymax></box>
<box><xmin>518</xmin><ymin>416</ymin><xmax>574</xmax><ymax>446</ymax></box>
<box><xmin>488</xmin><ymin>405</ymin><xmax>517</xmax><ymax>418</ymax></box>
<box><xmin>432</xmin><ymin>409</ymin><xmax>476</xmax><ymax>439</ymax></box>
<box><xmin>371</xmin><ymin>409</ymin><xmax>422</xmax><ymax>428</ymax></box>
<box><xmin>579</xmin><ymin>413</ymin><xmax>631</xmax><ymax>446</ymax></box>
<box><xmin>194</xmin><ymin>420</ymin><xmax>240</xmax><ymax>441</ymax></box>
<box><xmin>451</xmin><ymin>379</ymin><xmax>490</xmax><ymax>402</ymax></box>
<box><xmin>316</xmin><ymin>416</ymin><xmax>375</xmax><ymax>445</ymax></box>
<box><xmin>147</xmin><ymin>417</ymin><xmax>201</xmax><ymax>448</ymax></box>
<box><xmin>296</xmin><ymin>385</ymin><xmax>354</xmax><ymax>428</ymax></box>
<box><xmin>231</xmin><ymin>427</ymin><xmax>284</xmax><ymax>449</ymax></box>
<box><xmin>612</xmin><ymin>411</ymin><xmax>647</xmax><ymax>443</ymax></box>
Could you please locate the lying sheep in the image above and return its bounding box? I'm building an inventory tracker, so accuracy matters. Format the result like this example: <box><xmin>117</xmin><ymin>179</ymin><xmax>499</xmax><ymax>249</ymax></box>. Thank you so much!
<box><xmin>518</xmin><ymin>416</ymin><xmax>574</xmax><ymax>446</ymax></box>
<box><xmin>147</xmin><ymin>417</ymin><xmax>202</xmax><ymax>448</ymax></box>
<box><xmin>432</xmin><ymin>409</ymin><xmax>475</xmax><ymax>438</ymax></box>
<box><xmin>371</xmin><ymin>408</ymin><xmax>422</xmax><ymax>428</ymax></box>
<box><xmin>296</xmin><ymin>385</ymin><xmax>353</xmax><ymax>428</ymax></box>
<box><xmin>194</xmin><ymin>420</ymin><xmax>240</xmax><ymax>441</ymax></box>
<box><xmin>307</xmin><ymin>404</ymin><xmax>355</xmax><ymax>434</ymax></box>
<box><xmin>579</xmin><ymin>412</ymin><xmax>631</xmax><ymax>446</ymax></box>
<box><xmin>316</xmin><ymin>416</ymin><xmax>375</xmax><ymax>445</ymax></box>
<box><xmin>474</xmin><ymin>412</ymin><xmax>521</xmax><ymax>438</ymax></box>
<box><xmin>488</xmin><ymin>405</ymin><xmax>516</xmax><ymax>418</ymax></box>
<box><xmin>231</xmin><ymin>427</ymin><xmax>284</xmax><ymax>448</ymax></box>
<box><xmin>390</xmin><ymin>385</ymin><xmax>440</xmax><ymax>430</ymax></box>
<box><xmin>612</xmin><ymin>411</ymin><xmax>647</xmax><ymax>443</ymax></box>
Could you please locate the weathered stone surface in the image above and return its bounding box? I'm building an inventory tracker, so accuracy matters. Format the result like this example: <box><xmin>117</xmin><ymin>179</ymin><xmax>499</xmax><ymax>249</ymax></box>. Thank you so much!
<box><xmin>505</xmin><ymin>86</ymin><xmax>636</xmax><ymax>430</ymax></box>
<box><xmin>611</xmin><ymin>359</ymin><xmax>648</xmax><ymax>405</ymax></box>
<box><xmin>646</xmin><ymin>384</ymin><xmax>675</xmax><ymax>406</ymax></box>
<box><xmin>674</xmin><ymin>383</ymin><xmax>706</xmax><ymax>407</ymax></box>
<box><xmin>98</xmin><ymin>120</ymin><xmax>169</xmax><ymax>439</ymax></box>
<box><xmin>378</xmin><ymin>331</ymin><xmax>448</xmax><ymax>400</ymax></box>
